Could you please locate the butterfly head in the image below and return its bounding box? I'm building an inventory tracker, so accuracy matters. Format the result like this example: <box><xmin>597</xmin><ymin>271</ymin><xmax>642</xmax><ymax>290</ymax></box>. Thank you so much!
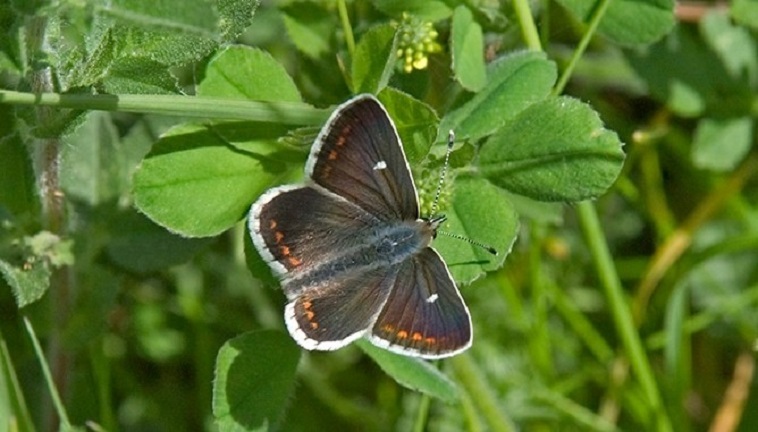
<box><xmin>425</xmin><ymin>214</ymin><xmax>447</xmax><ymax>239</ymax></box>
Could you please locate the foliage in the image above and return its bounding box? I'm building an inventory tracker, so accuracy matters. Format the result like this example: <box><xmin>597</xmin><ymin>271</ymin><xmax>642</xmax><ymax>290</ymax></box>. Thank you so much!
<box><xmin>1</xmin><ymin>0</ymin><xmax>757</xmax><ymax>431</ymax></box>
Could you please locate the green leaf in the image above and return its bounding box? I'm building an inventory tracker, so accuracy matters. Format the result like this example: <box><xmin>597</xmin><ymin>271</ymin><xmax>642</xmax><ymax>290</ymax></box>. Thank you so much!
<box><xmin>106</xmin><ymin>24</ymin><xmax>217</xmax><ymax>67</ymax></box>
<box><xmin>356</xmin><ymin>339</ymin><xmax>459</xmax><ymax>404</ymax></box>
<box><xmin>450</xmin><ymin>6</ymin><xmax>486</xmax><ymax>92</ymax></box>
<box><xmin>96</xmin><ymin>0</ymin><xmax>222</xmax><ymax>39</ymax></box>
<box><xmin>281</xmin><ymin>2</ymin><xmax>335</xmax><ymax>59</ymax></box>
<box><xmin>60</xmin><ymin>111</ymin><xmax>126</xmax><ymax>206</ymax></box>
<box><xmin>352</xmin><ymin>23</ymin><xmax>397</xmax><ymax>94</ymax></box>
<box><xmin>213</xmin><ymin>330</ymin><xmax>301</xmax><ymax>432</ymax></box>
<box><xmin>626</xmin><ymin>23</ymin><xmax>753</xmax><ymax>117</ymax></box>
<box><xmin>134</xmin><ymin>45</ymin><xmax>305</xmax><ymax>237</ymax></box>
<box><xmin>732</xmin><ymin>0</ymin><xmax>758</xmax><ymax>30</ymax></box>
<box><xmin>478</xmin><ymin>97</ymin><xmax>625</xmax><ymax>202</ymax></box>
<box><xmin>102</xmin><ymin>57</ymin><xmax>179</xmax><ymax>94</ymax></box>
<box><xmin>685</xmin><ymin>221</ymin><xmax>758</xmax><ymax>335</ymax></box>
<box><xmin>62</xmin><ymin>24</ymin><xmax>126</xmax><ymax>90</ymax></box>
<box><xmin>556</xmin><ymin>0</ymin><xmax>675</xmax><ymax>46</ymax></box>
<box><xmin>701</xmin><ymin>11</ymin><xmax>758</xmax><ymax>89</ymax></box>
<box><xmin>440</xmin><ymin>51</ymin><xmax>556</xmax><ymax>141</ymax></box>
<box><xmin>0</xmin><ymin>130</ymin><xmax>37</xmax><ymax>218</ymax></box>
<box><xmin>106</xmin><ymin>211</ymin><xmax>213</xmax><ymax>273</ymax></box>
<box><xmin>432</xmin><ymin>176</ymin><xmax>518</xmax><ymax>285</ymax></box>
<box><xmin>198</xmin><ymin>45</ymin><xmax>302</xmax><ymax>102</ymax></box>
<box><xmin>0</xmin><ymin>258</ymin><xmax>51</xmax><ymax>308</ymax></box>
<box><xmin>377</xmin><ymin>87</ymin><xmax>439</xmax><ymax>164</ymax></box>
<box><xmin>217</xmin><ymin>0</ymin><xmax>260</xmax><ymax>41</ymax></box>
<box><xmin>692</xmin><ymin>117</ymin><xmax>753</xmax><ymax>172</ymax></box>
<box><xmin>370</xmin><ymin>0</ymin><xmax>453</xmax><ymax>21</ymax></box>
<box><xmin>0</xmin><ymin>230</ymin><xmax>74</xmax><ymax>308</ymax></box>
<box><xmin>133</xmin><ymin>121</ymin><xmax>298</xmax><ymax>237</ymax></box>
<box><xmin>0</xmin><ymin>3</ymin><xmax>21</xmax><ymax>79</ymax></box>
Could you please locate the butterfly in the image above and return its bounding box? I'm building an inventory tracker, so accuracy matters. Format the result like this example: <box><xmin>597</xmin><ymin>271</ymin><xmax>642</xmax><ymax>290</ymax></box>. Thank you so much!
<box><xmin>248</xmin><ymin>94</ymin><xmax>471</xmax><ymax>358</ymax></box>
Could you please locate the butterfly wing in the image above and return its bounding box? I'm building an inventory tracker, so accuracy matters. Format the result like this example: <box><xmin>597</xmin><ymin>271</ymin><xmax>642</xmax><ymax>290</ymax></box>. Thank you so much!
<box><xmin>285</xmin><ymin>265</ymin><xmax>400</xmax><ymax>350</ymax></box>
<box><xmin>368</xmin><ymin>248</ymin><xmax>472</xmax><ymax>358</ymax></box>
<box><xmin>306</xmin><ymin>94</ymin><xmax>419</xmax><ymax>221</ymax></box>
<box><xmin>249</xmin><ymin>184</ymin><xmax>380</xmax><ymax>284</ymax></box>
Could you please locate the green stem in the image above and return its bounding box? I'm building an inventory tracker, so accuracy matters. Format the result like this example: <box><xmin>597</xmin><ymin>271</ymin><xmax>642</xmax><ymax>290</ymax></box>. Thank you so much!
<box><xmin>0</xmin><ymin>90</ymin><xmax>329</xmax><ymax>125</ymax></box>
<box><xmin>539</xmin><ymin>0</ymin><xmax>551</xmax><ymax>49</ymax></box>
<box><xmin>23</xmin><ymin>316</ymin><xmax>71</xmax><ymax>428</ymax></box>
<box><xmin>576</xmin><ymin>202</ymin><xmax>671</xmax><ymax>432</ymax></box>
<box><xmin>337</xmin><ymin>0</ymin><xmax>356</xmax><ymax>57</ymax></box>
<box><xmin>412</xmin><ymin>393</ymin><xmax>431</xmax><ymax>432</ymax></box>
<box><xmin>547</xmin><ymin>280</ymin><xmax>614</xmax><ymax>364</ymax></box>
<box><xmin>0</xmin><ymin>329</ymin><xmax>35</xmax><ymax>432</ymax></box>
<box><xmin>91</xmin><ymin>343</ymin><xmax>116</xmax><ymax>432</ymax></box>
<box><xmin>451</xmin><ymin>353</ymin><xmax>516</xmax><ymax>432</ymax></box>
<box><xmin>552</xmin><ymin>0</ymin><xmax>611</xmax><ymax>95</ymax></box>
<box><xmin>512</xmin><ymin>0</ymin><xmax>542</xmax><ymax>50</ymax></box>
<box><xmin>529</xmin><ymin>224</ymin><xmax>554</xmax><ymax>379</ymax></box>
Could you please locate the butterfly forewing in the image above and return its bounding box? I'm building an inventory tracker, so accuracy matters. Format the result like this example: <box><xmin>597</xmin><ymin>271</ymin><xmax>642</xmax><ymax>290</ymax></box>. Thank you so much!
<box><xmin>250</xmin><ymin>185</ymin><xmax>380</xmax><ymax>283</ymax></box>
<box><xmin>368</xmin><ymin>248</ymin><xmax>472</xmax><ymax>358</ymax></box>
<box><xmin>306</xmin><ymin>95</ymin><xmax>419</xmax><ymax>221</ymax></box>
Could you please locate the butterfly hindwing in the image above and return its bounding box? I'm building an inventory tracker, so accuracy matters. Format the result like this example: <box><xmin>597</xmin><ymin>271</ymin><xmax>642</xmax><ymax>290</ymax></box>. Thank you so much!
<box><xmin>285</xmin><ymin>264</ymin><xmax>401</xmax><ymax>350</ymax></box>
<box><xmin>306</xmin><ymin>95</ymin><xmax>419</xmax><ymax>222</ymax></box>
<box><xmin>368</xmin><ymin>248</ymin><xmax>472</xmax><ymax>358</ymax></box>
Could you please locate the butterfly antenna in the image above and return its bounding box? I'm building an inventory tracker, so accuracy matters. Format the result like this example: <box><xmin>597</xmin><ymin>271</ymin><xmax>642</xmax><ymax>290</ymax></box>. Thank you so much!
<box><xmin>431</xmin><ymin>131</ymin><xmax>499</xmax><ymax>256</ymax></box>
<box><xmin>436</xmin><ymin>230</ymin><xmax>499</xmax><ymax>256</ymax></box>
<box><xmin>430</xmin><ymin>130</ymin><xmax>455</xmax><ymax>217</ymax></box>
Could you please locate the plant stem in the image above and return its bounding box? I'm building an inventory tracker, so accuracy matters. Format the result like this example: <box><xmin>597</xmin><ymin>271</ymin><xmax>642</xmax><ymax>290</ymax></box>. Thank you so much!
<box><xmin>512</xmin><ymin>0</ymin><xmax>542</xmax><ymax>50</ymax></box>
<box><xmin>552</xmin><ymin>0</ymin><xmax>611</xmax><ymax>95</ymax></box>
<box><xmin>709</xmin><ymin>352</ymin><xmax>755</xmax><ymax>431</ymax></box>
<box><xmin>451</xmin><ymin>353</ymin><xmax>516</xmax><ymax>432</ymax></box>
<box><xmin>337</xmin><ymin>0</ymin><xmax>356</xmax><ymax>57</ymax></box>
<box><xmin>91</xmin><ymin>343</ymin><xmax>116</xmax><ymax>432</ymax></box>
<box><xmin>23</xmin><ymin>317</ymin><xmax>71</xmax><ymax>429</ymax></box>
<box><xmin>0</xmin><ymin>329</ymin><xmax>35</xmax><ymax>432</ymax></box>
<box><xmin>412</xmin><ymin>393</ymin><xmax>431</xmax><ymax>432</ymax></box>
<box><xmin>528</xmin><ymin>224</ymin><xmax>554</xmax><ymax>380</ymax></box>
<box><xmin>633</xmin><ymin>153</ymin><xmax>758</xmax><ymax>322</ymax></box>
<box><xmin>0</xmin><ymin>90</ymin><xmax>329</xmax><ymax>125</ymax></box>
<box><xmin>25</xmin><ymin>14</ymin><xmax>74</xmax><ymax>427</ymax></box>
<box><xmin>576</xmin><ymin>202</ymin><xmax>671</xmax><ymax>432</ymax></box>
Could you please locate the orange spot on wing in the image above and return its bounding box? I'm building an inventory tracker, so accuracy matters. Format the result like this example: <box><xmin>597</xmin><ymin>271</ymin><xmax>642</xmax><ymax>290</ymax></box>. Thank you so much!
<box><xmin>269</xmin><ymin>219</ymin><xmax>277</xmax><ymax>229</ymax></box>
<box><xmin>336</xmin><ymin>136</ymin><xmax>346</xmax><ymax>147</ymax></box>
<box><xmin>280</xmin><ymin>245</ymin><xmax>290</xmax><ymax>256</ymax></box>
<box><xmin>303</xmin><ymin>300</ymin><xmax>312</xmax><ymax>309</ymax></box>
<box><xmin>412</xmin><ymin>332</ymin><xmax>423</xmax><ymax>341</ymax></box>
<box><xmin>425</xmin><ymin>337</ymin><xmax>436</xmax><ymax>345</ymax></box>
<box><xmin>397</xmin><ymin>330</ymin><xmax>408</xmax><ymax>339</ymax></box>
<box><xmin>328</xmin><ymin>150</ymin><xmax>338</xmax><ymax>160</ymax></box>
<box><xmin>274</xmin><ymin>231</ymin><xmax>284</xmax><ymax>243</ymax></box>
<box><xmin>305</xmin><ymin>310</ymin><xmax>315</xmax><ymax>320</ymax></box>
<box><xmin>310</xmin><ymin>322</ymin><xmax>319</xmax><ymax>329</ymax></box>
<box><xmin>288</xmin><ymin>256</ymin><xmax>303</xmax><ymax>267</ymax></box>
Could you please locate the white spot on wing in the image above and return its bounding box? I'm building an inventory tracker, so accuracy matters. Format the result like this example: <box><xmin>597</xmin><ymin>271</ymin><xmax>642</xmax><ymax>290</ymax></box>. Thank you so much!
<box><xmin>373</xmin><ymin>160</ymin><xmax>387</xmax><ymax>170</ymax></box>
<box><xmin>426</xmin><ymin>293</ymin><xmax>439</xmax><ymax>304</ymax></box>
